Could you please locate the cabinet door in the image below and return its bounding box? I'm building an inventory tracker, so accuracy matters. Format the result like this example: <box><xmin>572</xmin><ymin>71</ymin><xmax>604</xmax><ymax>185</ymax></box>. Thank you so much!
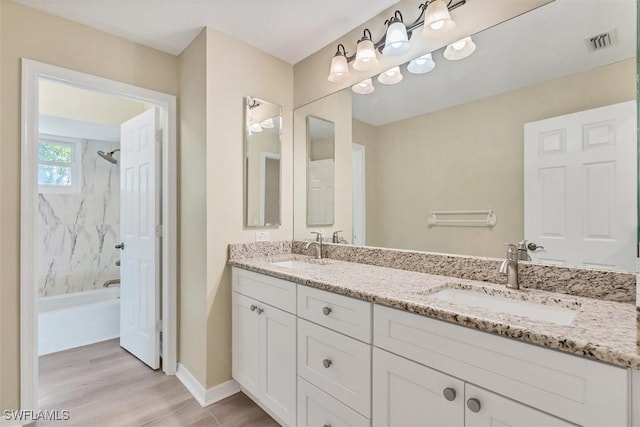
<box><xmin>372</xmin><ymin>348</ymin><xmax>464</xmax><ymax>427</ymax></box>
<box><xmin>298</xmin><ymin>377</ymin><xmax>370</xmax><ymax>427</ymax></box>
<box><xmin>464</xmin><ymin>384</ymin><xmax>574</xmax><ymax>427</ymax></box>
<box><xmin>260</xmin><ymin>303</ymin><xmax>297</xmax><ymax>426</ymax></box>
<box><xmin>232</xmin><ymin>292</ymin><xmax>261</xmax><ymax>397</ymax></box>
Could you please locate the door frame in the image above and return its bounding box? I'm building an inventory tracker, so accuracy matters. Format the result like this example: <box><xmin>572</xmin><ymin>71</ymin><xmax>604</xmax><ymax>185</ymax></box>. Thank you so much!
<box><xmin>20</xmin><ymin>58</ymin><xmax>178</xmax><ymax>412</ymax></box>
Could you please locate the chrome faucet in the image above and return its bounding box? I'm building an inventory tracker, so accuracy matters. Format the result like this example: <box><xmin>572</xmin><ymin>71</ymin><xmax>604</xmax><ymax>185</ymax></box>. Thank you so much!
<box><xmin>499</xmin><ymin>244</ymin><xmax>519</xmax><ymax>289</ymax></box>
<box><xmin>332</xmin><ymin>230</ymin><xmax>349</xmax><ymax>244</ymax></box>
<box><xmin>306</xmin><ymin>232</ymin><xmax>323</xmax><ymax>259</ymax></box>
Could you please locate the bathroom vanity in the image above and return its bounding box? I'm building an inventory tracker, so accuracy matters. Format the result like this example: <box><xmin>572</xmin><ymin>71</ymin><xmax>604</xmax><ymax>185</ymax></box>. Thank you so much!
<box><xmin>229</xmin><ymin>251</ymin><xmax>640</xmax><ymax>427</ymax></box>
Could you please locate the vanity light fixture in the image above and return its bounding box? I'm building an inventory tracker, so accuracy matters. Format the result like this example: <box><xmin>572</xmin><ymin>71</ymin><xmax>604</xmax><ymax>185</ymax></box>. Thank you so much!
<box><xmin>382</xmin><ymin>11</ymin><xmax>411</xmax><ymax>56</ymax></box>
<box><xmin>352</xmin><ymin>78</ymin><xmax>375</xmax><ymax>94</ymax></box>
<box><xmin>407</xmin><ymin>52</ymin><xmax>436</xmax><ymax>74</ymax></box>
<box><xmin>444</xmin><ymin>36</ymin><xmax>476</xmax><ymax>60</ymax></box>
<box><xmin>353</xmin><ymin>29</ymin><xmax>379</xmax><ymax>71</ymax></box>
<box><xmin>422</xmin><ymin>0</ymin><xmax>456</xmax><ymax>38</ymax></box>
<box><xmin>327</xmin><ymin>44</ymin><xmax>351</xmax><ymax>82</ymax></box>
<box><xmin>377</xmin><ymin>66</ymin><xmax>403</xmax><ymax>85</ymax></box>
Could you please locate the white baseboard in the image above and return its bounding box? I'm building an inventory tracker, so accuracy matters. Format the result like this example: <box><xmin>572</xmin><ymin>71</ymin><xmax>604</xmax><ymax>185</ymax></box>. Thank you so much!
<box><xmin>176</xmin><ymin>363</ymin><xmax>240</xmax><ymax>407</ymax></box>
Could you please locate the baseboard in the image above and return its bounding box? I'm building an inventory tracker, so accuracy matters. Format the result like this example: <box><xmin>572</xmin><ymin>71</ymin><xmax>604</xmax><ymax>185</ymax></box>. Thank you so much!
<box><xmin>175</xmin><ymin>363</ymin><xmax>240</xmax><ymax>407</ymax></box>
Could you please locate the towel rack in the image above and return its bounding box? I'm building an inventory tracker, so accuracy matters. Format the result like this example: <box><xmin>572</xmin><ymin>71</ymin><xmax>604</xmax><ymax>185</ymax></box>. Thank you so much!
<box><xmin>427</xmin><ymin>209</ymin><xmax>497</xmax><ymax>228</ymax></box>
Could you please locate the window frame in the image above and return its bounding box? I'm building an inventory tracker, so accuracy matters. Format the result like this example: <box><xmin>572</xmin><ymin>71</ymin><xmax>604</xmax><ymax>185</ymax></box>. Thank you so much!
<box><xmin>37</xmin><ymin>134</ymin><xmax>82</xmax><ymax>194</ymax></box>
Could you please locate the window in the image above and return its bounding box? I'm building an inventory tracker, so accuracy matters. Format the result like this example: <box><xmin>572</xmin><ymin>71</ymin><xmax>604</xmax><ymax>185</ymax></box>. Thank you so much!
<box><xmin>38</xmin><ymin>135</ymin><xmax>82</xmax><ymax>194</ymax></box>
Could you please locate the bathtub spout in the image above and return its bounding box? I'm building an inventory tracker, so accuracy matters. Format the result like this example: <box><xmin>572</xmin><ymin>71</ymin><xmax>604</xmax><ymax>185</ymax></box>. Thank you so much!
<box><xmin>103</xmin><ymin>279</ymin><xmax>120</xmax><ymax>288</ymax></box>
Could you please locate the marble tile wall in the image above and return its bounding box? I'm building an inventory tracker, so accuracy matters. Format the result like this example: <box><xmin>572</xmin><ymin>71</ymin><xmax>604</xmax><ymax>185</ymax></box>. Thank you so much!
<box><xmin>38</xmin><ymin>140</ymin><xmax>120</xmax><ymax>296</ymax></box>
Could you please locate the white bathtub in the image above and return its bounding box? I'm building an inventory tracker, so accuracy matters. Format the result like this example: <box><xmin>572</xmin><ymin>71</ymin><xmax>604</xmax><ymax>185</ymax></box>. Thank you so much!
<box><xmin>38</xmin><ymin>288</ymin><xmax>120</xmax><ymax>356</ymax></box>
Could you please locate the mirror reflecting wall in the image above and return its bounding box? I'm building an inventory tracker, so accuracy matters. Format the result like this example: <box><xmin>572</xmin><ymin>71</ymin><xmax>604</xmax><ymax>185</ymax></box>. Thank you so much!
<box><xmin>244</xmin><ymin>97</ymin><xmax>282</xmax><ymax>227</ymax></box>
<box><xmin>307</xmin><ymin>116</ymin><xmax>335</xmax><ymax>226</ymax></box>
<box><xmin>293</xmin><ymin>0</ymin><xmax>638</xmax><ymax>272</ymax></box>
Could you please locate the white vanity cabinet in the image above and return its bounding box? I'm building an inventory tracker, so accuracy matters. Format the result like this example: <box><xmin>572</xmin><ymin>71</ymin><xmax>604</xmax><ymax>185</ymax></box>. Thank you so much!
<box><xmin>232</xmin><ymin>269</ymin><xmax>297</xmax><ymax>426</ymax></box>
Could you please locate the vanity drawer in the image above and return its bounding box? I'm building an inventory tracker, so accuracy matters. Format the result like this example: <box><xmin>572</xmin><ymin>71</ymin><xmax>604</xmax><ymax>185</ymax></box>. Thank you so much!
<box><xmin>232</xmin><ymin>267</ymin><xmax>296</xmax><ymax>314</ymax></box>
<box><xmin>298</xmin><ymin>377</ymin><xmax>370</xmax><ymax>427</ymax></box>
<box><xmin>373</xmin><ymin>305</ymin><xmax>628</xmax><ymax>427</ymax></box>
<box><xmin>298</xmin><ymin>318</ymin><xmax>371</xmax><ymax>417</ymax></box>
<box><xmin>297</xmin><ymin>285</ymin><xmax>372</xmax><ymax>342</ymax></box>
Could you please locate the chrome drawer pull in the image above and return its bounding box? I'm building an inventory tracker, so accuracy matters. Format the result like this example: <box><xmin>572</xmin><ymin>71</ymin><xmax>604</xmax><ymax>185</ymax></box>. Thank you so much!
<box><xmin>467</xmin><ymin>398</ymin><xmax>481</xmax><ymax>413</ymax></box>
<box><xmin>322</xmin><ymin>306</ymin><xmax>332</xmax><ymax>316</ymax></box>
<box><xmin>443</xmin><ymin>388</ymin><xmax>456</xmax><ymax>401</ymax></box>
<box><xmin>250</xmin><ymin>305</ymin><xmax>257</xmax><ymax>312</ymax></box>
<box><xmin>322</xmin><ymin>359</ymin><xmax>332</xmax><ymax>368</ymax></box>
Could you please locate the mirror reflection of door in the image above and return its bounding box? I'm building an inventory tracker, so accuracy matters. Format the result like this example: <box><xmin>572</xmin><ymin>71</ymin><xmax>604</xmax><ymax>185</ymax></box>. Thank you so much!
<box><xmin>244</xmin><ymin>96</ymin><xmax>282</xmax><ymax>227</ymax></box>
<box><xmin>307</xmin><ymin>116</ymin><xmax>335</xmax><ymax>226</ymax></box>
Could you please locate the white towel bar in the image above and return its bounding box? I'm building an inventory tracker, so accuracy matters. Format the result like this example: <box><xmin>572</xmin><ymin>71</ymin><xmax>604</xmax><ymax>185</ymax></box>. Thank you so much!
<box><xmin>427</xmin><ymin>209</ymin><xmax>497</xmax><ymax>228</ymax></box>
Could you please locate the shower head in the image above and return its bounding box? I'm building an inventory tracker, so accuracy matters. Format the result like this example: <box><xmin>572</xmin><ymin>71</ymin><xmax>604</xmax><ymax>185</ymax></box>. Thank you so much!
<box><xmin>97</xmin><ymin>149</ymin><xmax>120</xmax><ymax>165</ymax></box>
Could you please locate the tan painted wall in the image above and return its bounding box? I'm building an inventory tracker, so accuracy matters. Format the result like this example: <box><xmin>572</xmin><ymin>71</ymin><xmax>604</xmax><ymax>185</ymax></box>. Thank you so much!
<box><xmin>294</xmin><ymin>90</ymin><xmax>352</xmax><ymax>240</ymax></box>
<box><xmin>39</xmin><ymin>80</ymin><xmax>147</xmax><ymax>126</ymax></box>
<box><xmin>367</xmin><ymin>59</ymin><xmax>636</xmax><ymax>258</ymax></box>
<box><xmin>178</xmin><ymin>29</ymin><xmax>208</xmax><ymax>386</ymax></box>
<box><xmin>204</xmin><ymin>27</ymin><xmax>294</xmax><ymax>388</ymax></box>
<box><xmin>0</xmin><ymin>1</ymin><xmax>178</xmax><ymax>410</ymax></box>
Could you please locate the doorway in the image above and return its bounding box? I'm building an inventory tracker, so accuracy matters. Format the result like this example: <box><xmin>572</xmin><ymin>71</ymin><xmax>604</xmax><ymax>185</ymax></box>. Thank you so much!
<box><xmin>21</xmin><ymin>59</ymin><xmax>177</xmax><ymax>413</ymax></box>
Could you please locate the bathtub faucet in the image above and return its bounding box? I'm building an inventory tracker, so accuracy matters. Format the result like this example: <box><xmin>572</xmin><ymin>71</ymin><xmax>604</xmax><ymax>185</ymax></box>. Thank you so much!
<box><xmin>103</xmin><ymin>279</ymin><xmax>120</xmax><ymax>288</ymax></box>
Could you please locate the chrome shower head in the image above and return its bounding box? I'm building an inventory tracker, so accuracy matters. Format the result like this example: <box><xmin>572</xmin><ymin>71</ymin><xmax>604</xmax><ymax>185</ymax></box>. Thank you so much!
<box><xmin>97</xmin><ymin>149</ymin><xmax>120</xmax><ymax>165</ymax></box>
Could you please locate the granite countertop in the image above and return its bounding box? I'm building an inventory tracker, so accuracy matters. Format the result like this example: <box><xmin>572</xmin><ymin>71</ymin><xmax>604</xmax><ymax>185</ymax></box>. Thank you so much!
<box><xmin>229</xmin><ymin>254</ymin><xmax>640</xmax><ymax>370</ymax></box>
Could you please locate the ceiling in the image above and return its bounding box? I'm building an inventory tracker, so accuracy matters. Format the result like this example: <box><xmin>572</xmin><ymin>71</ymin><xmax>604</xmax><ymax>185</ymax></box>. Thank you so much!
<box><xmin>11</xmin><ymin>0</ymin><xmax>400</xmax><ymax>63</ymax></box>
<box><xmin>353</xmin><ymin>0</ymin><xmax>637</xmax><ymax>126</ymax></box>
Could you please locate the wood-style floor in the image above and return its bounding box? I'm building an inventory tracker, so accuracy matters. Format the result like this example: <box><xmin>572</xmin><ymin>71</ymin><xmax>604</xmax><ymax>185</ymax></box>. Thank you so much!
<box><xmin>36</xmin><ymin>339</ymin><xmax>278</xmax><ymax>427</ymax></box>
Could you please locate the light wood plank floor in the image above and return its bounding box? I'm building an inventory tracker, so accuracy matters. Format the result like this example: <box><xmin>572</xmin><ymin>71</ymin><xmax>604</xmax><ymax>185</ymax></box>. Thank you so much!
<box><xmin>36</xmin><ymin>339</ymin><xmax>278</xmax><ymax>426</ymax></box>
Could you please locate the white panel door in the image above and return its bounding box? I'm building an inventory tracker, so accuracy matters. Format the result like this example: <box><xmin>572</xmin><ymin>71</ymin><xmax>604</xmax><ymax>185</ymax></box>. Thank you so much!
<box><xmin>464</xmin><ymin>384</ymin><xmax>573</xmax><ymax>427</ymax></box>
<box><xmin>308</xmin><ymin>159</ymin><xmax>335</xmax><ymax>225</ymax></box>
<box><xmin>372</xmin><ymin>348</ymin><xmax>464</xmax><ymax>427</ymax></box>
<box><xmin>524</xmin><ymin>101</ymin><xmax>637</xmax><ymax>271</ymax></box>
<box><xmin>232</xmin><ymin>292</ymin><xmax>261</xmax><ymax>398</ymax></box>
<box><xmin>352</xmin><ymin>143</ymin><xmax>366</xmax><ymax>245</ymax></box>
<box><xmin>119</xmin><ymin>108</ymin><xmax>160</xmax><ymax>369</ymax></box>
<box><xmin>260</xmin><ymin>303</ymin><xmax>296</xmax><ymax>426</ymax></box>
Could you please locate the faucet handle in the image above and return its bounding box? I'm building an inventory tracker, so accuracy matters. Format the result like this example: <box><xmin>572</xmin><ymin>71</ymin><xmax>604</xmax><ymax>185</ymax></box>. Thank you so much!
<box><xmin>311</xmin><ymin>231</ymin><xmax>323</xmax><ymax>242</ymax></box>
<box><xmin>332</xmin><ymin>230</ymin><xmax>343</xmax><ymax>243</ymax></box>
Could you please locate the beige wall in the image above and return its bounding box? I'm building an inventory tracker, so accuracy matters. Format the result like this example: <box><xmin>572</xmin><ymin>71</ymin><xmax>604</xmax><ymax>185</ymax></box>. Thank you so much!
<box><xmin>0</xmin><ymin>1</ymin><xmax>178</xmax><ymax>411</ymax></box>
<box><xmin>204</xmin><ymin>27</ymin><xmax>293</xmax><ymax>388</ymax></box>
<box><xmin>178</xmin><ymin>29</ymin><xmax>208</xmax><ymax>386</ymax></box>
<box><xmin>39</xmin><ymin>80</ymin><xmax>147</xmax><ymax>126</ymax></box>
<box><xmin>294</xmin><ymin>90</ymin><xmax>352</xmax><ymax>240</ymax></box>
<box><xmin>367</xmin><ymin>59</ymin><xmax>636</xmax><ymax>258</ymax></box>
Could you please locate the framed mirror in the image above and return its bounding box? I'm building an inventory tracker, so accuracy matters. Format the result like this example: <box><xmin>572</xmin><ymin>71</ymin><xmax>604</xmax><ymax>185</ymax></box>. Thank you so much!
<box><xmin>244</xmin><ymin>96</ymin><xmax>282</xmax><ymax>228</ymax></box>
<box><xmin>307</xmin><ymin>116</ymin><xmax>335</xmax><ymax>226</ymax></box>
<box><xmin>293</xmin><ymin>0</ymin><xmax>638</xmax><ymax>272</ymax></box>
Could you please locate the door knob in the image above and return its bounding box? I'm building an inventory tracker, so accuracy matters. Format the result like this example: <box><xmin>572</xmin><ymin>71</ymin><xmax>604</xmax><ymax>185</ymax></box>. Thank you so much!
<box><xmin>467</xmin><ymin>398</ymin><xmax>481</xmax><ymax>413</ymax></box>
<box><xmin>322</xmin><ymin>306</ymin><xmax>332</xmax><ymax>316</ymax></box>
<box><xmin>527</xmin><ymin>242</ymin><xmax>544</xmax><ymax>251</ymax></box>
<box><xmin>322</xmin><ymin>359</ymin><xmax>332</xmax><ymax>368</ymax></box>
<box><xmin>115</xmin><ymin>243</ymin><xmax>125</xmax><ymax>250</ymax></box>
<box><xmin>442</xmin><ymin>387</ymin><xmax>457</xmax><ymax>401</ymax></box>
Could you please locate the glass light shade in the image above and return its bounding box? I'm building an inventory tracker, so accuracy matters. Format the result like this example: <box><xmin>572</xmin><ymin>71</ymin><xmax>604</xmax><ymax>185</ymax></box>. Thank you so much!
<box><xmin>407</xmin><ymin>53</ymin><xmax>436</xmax><ymax>74</ymax></box>
<box><xmin>353</xmin><ymin>39</ymin><xmax>379</xmax><ymax>71</ymax></box>
<box><xmin>444</xmin><ymin>36</ymin><xmax>476</xmax><ymax>60</ymax></box>
<box><xmin>327</xmin><ymin>54</ymin><xmax>351</xmax><ymax>82</ymax></box>
<box><xmin>351</xmin><ymin>78</ymin><xmax>375</xmax><ymax>95</ymax></box>
<box><xmin>260</xmin><ymin>118</ymin><xmax>275</xmax><ymax>129</ymax></box>
<box><xmin>377</xmin><ymin>66</ymin><xmax>403</xmax><ymax>85</ymax></box>
<box><xmin>382</xmin><ymin>21</ymin><xmax>410</xmax><ymax>55</ymax></box>
<box><xmin>422</xmin><ymin>0</ymin><xmax>456</xmax><ymax>37</ymax></box>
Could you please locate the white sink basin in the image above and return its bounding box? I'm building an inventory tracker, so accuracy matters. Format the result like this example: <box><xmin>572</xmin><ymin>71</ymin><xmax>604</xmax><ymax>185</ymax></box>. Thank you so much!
<box><xmin>270</xmin><ymin>259</ymin><xmax>331</xmax><ymax>269</ymax></box>
<box><xmin>432</xmin><ymin>288</ymin><xmax>577</xmax><ymax>326</ymax></box>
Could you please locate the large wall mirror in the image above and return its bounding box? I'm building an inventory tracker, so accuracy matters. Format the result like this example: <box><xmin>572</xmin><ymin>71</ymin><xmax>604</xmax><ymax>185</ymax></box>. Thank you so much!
<box><xmin>293</xmin><ymin>0</ymin><xmax>638</xmax><ymax>272</ymax></box>
<box><xmin>244</xmin><ymin>96</ymin><xmax>282</xmax><ymax>228</ymax></box>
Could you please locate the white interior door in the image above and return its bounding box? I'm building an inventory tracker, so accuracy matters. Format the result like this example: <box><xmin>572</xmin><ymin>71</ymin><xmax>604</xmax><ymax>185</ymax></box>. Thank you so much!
<box><xmin>119</xmin><ymin>108</ymin><xmax>161</xmax><ymax>369</ymax></box>
<box><xmin>352</xmin><ymin>144</ymin><xmax>365</xmax><ymax>245</ymax></box>
<box><xmin>524</xmin><ymin>101</ymin><xmax>637</xmax><ymax>271</ymax></box>
<box><xmin>308</xmin><ymin>159</ymin><xmax>335</xmax><ymax>225</ymax></box>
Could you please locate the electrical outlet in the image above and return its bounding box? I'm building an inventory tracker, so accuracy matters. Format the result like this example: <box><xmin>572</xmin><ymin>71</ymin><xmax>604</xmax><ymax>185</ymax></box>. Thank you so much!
<box><xmin>255</xmin><ymin>231</ymin><xmax>269</xmax><ymax>242</ymax></box>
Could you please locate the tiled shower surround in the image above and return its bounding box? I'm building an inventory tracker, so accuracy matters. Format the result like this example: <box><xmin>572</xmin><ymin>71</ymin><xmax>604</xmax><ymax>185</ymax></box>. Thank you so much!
<box><xmin>38</xmin><ymin>139</ymin><xmax>120</xmax><ymax>296</ymax></box>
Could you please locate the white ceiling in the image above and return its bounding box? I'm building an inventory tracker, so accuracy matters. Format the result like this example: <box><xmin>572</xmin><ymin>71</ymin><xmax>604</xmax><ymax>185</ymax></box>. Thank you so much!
<box><xmin>11</xmin><ymin>0</ymin><xmax>400</xmax><ymax>63</ymax></box>
<box><xmin>353</xmin><ymin>0</ymin><xmax>637</xmax><ymax>126</ymax></box>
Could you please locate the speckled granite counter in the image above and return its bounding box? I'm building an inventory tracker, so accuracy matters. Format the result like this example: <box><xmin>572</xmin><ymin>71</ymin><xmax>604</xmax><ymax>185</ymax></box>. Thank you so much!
<box><xmin>228</xmin><ymin>253</ymin><xmax>640</xmax><ymax>370</ymax></box>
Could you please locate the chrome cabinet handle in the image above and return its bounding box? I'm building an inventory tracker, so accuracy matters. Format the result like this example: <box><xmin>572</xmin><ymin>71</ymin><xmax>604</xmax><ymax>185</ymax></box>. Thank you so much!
<box><xmin>256</xmin><ymin>307</ymin><xmax>264</xmax><ymax>315</ymax></box>
<box><xmin>322</xmin><ymin>359</ymin><xmax>332</xmax><ymax>368</ymax></box>
<box><xmin>115</xmin><ymin>243</ymin><xmax>125</xmax><ymax>250</ymax></box>
<box><xmin>322</xmin><ymin>306</ymin><xmax>332</xmax><ymax>316</ymax></box>
<box><xmin>527</xmin><ymin>242</ymin><xmax>544</xmax><ymax>251</ymax></box>
<box><xmin>467</xmin><ymin>398</ymin><xmax>481</xmax><ymax>413</ymax></box>
<box><xmin>250</xmin><ymin>305</ymin><xmax>257</xmax><ymax>312</ymax></box>
<box><xmin>443</xmin><ymin>387</ymin><xmax>456</xmax><ymax>401</ymax></box>
<box><xmin>323</xmin><ymin>425</ymin><xmax>331</xmax><ymax>427</ymax></box>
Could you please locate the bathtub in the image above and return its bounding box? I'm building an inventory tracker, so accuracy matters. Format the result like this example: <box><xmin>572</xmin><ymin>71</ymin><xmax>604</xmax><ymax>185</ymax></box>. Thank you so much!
<box><xmin>38</xmin><ymin>287</ymin><xmax>120</xmax><ymax>356</ymax></box>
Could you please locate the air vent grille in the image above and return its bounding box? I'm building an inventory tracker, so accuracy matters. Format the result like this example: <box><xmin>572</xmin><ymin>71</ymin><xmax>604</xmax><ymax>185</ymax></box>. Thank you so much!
<box><xmin>585</xmin><ymin>30</ymin><xmax>617</xmax><ymax>52</ymax></box>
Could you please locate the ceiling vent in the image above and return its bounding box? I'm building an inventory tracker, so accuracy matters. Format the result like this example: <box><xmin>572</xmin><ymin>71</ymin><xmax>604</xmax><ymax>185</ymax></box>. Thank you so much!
<box><xmin>585</xmin><ymin>30</ymin><xmax>617</xmax><ymax>52</ymax></box>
